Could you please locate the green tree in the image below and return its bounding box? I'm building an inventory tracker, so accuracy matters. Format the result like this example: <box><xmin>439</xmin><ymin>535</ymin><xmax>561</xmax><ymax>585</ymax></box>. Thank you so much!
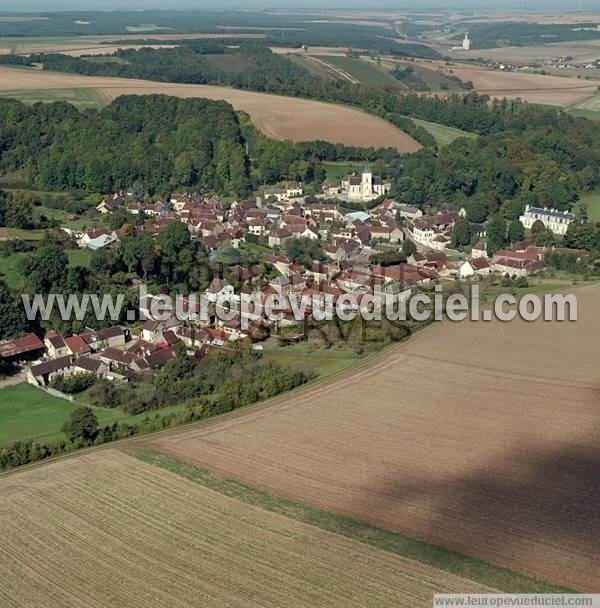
<box><xmin>401</xmin><ymin>239</ymin><xmax>417</xmax><ymax>256</ymax></box>
<box><xmin>450</xmin><ymin>216</ymin><xmax>470</xmax><ymax>249</ymax></box>
<box><xmin>486</xmin><ymin>213</ymin><xmax>507</xmax><ymax>255</ymax></box>
<box><xmin>61</xmin><ymin>406</ymin><xmax>99</xmax><ymax>443</ymax></box>
<box><xmin>530</xmin><ymin>219</ymin><xmax>546</xmax><ymax>235</ymax></box>
<box><xmin>508</xmin><ymin>219</ymin><xmax>525</xmax><ymax>244</ymax></box>
<box><xmin>0</xmin><ymin>280</ymin><xmax>27</xmax><ymax>340</ymax></box>
<box><xmin>536</xmin><ymin>230</ymin><xmax>555</xmax><ymax>247</ymax></box>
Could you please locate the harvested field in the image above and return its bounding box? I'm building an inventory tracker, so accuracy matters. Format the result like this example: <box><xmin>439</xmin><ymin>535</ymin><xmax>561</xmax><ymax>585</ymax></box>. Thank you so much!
<box><xmin>0</xmin><ymin>450</ymin><xmax>492</xmax><ymax>607</ymax></box>
<box><xmin>419</xmin><ymin>59</ymin><xmax>600</xmax><ymax>106</ymax></box>
<box><xmin>145</xmin><ymin>287</ymin><xmax>600</xmax><ymax>591</ymax></box>
<box><xmin>448</xmin><ymin>67</ymin><xmax>598</xmax><ymax>106</ymax></box>
<box><xmin>0</xmin><ymin>67</ymin><xmax>420</xmax><ymax>152</ymax></box>
<box><xmin>450</xmin><ymin>40</ymin><xmax>600</xmax><ymax>66</ymax></box>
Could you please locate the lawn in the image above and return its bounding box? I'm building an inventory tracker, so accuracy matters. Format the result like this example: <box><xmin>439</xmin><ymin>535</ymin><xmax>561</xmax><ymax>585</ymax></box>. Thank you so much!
<box><xmin>0</xmin><ymin>88</ymin><xmax>107</xmax><ymax>109</ymax></box>
<box><xmin>0</xmin><ymin>248</ymin><xmax>93</xmax><ymax>289</ymax></box>
<box><xmin>0</xmin><ymin>227</ymin><xmax>45</xmax><ymax>241</ymax></box>
<box><xmin>261</xmin><ymin>342</ymin><xmax>361</xmax><ymax>381</ymax></box>
<box><xmin>580</xmin><ymin>191</ymin><xmax>600</xmax><ymax>222</ymax></box>
<box><xmin>0</xmin><ymin>383</ymin><xmax>187</xmax><ymax>447</ymax></box>
<box><xmin>407</xmin><ymin>116</ymin><xmax>477</xmax><ymax>146</ymax></box>
<box><xmin>322</xmin><ymin>161</ymin><xmax>363</xmax><ymax>182</ymax></box>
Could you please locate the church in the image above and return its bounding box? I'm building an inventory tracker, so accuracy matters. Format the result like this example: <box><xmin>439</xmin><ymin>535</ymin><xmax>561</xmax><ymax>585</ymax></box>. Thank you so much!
<box><xmin>340</xmin><ymin>165</ymin><xmax>390</xmax><ymax>203</ymax></box>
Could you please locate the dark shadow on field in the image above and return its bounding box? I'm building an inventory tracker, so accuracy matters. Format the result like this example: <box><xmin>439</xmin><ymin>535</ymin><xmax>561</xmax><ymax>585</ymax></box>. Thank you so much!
<box><xmin>353</xmin><ymin>399</ymin><xmax>600</xmax><ymax>592</ymax></box>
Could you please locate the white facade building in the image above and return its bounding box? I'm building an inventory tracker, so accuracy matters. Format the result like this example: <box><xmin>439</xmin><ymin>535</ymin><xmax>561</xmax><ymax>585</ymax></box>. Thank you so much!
<box><xmin>341</xmin><ymin>166</ymin><xmax>390</xmax><ymax>203</ymax></box>
<box><xmin>519</xmin><ymin>205</ymin><xmax>576</xmax><ymax>235</ymax></box>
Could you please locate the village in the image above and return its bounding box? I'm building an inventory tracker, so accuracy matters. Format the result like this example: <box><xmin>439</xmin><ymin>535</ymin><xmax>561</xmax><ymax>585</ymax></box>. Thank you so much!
<box><xmin>0</xmin><ymin>167</ymin><xmax>586</xmax><ymax>395</ymax></box>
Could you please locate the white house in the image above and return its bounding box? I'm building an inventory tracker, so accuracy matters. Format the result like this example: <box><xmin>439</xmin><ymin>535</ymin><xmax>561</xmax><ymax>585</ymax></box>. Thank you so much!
<box><xmin>458</xmin><ymin>258</ymin><xmax>491</xmax><ymax>278</ymax></box>
<box><xmin>519</xmin><ymin>205</ymin><xmax>576</xmax><ymax>235</ymax></box>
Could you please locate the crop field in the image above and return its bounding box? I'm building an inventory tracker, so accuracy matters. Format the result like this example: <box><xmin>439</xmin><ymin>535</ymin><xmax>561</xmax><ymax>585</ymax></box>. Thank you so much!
<box><xmin>0</xmin><ymin>87</ymin><xmax>107</xmax><ymax>108</ymax></box>
<box><xmin>0</xmin><ymin>450</ymin><xmax>493</xmax><ymax>607</ymax></box>
<box><xmin>0</xmin><ymin>67</ymin><xmax>421</xmax><ymax>152</ymax></box>
<box><xmin>318</xmin><ymin>55</ymin><xmax>400</xmax><ymax>87</ymax></box>
<box><xmin>145</xmin><ymin>287</ymin><xmax>600</xmax><ymax>591</ymax></box>
<box><xmin>407</xmin><ymin>116</ymin><xmax>477</xmax><ymax>145</ymax></box>
<box><xmin>438</xmin><ymin>63</ymin><xmax>600</xmax><ymax>106</ymax></box>
<box><xmin>450</xmin><ymin>40</ymin><xmax>600</xmax><ymax>66</ymax></box>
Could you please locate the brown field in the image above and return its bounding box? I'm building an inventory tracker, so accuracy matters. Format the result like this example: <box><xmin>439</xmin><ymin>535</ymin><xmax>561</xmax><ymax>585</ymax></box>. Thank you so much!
<box><xmin>145</xmin><ymin>287</ymin><xmax>600</xmax><ymax>591</ymax></box>
<box><xmin>0</xmin><ymin>450</ymin><xmax>492</xmax><ymax>607</ymax></box>
<box><xmin>444</xmin><ymin>64</ymin><xmax>599</xmax><ymax>105</ymax></box>
<box><xmin>0</xmin><ymin>43</ymin><xmax>179</xmax><ymax>57</ymax></box>
<box><xmin>393</xmin><ymin>58</ymin><xmax>600</xmax><ymax>105</ymax></box>
<box><xmin>0</xmin><ymin>66</ymin><xmax>420</xmax><ymax>151</ymax></box>
<box><xmin>450</xmin><ymin>40</ymin><xmax>600</xmax><ymax>67</ymax></box>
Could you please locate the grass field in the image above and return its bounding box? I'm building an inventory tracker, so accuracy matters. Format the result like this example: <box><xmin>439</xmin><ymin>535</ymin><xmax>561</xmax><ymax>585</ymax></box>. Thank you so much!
<box><xmin>0</xmin><ymin>383</ymin><xmax>188</xmax><ymax>447</ymax></box>
<box><xmin>0</xmin><ymin>450</ymin><xmax>497</xmax><ymax>607</ymax></box>
<box><xmin>261</xmin><ymin>343</ymin><xmax>361</xmax><ymax>381</ymax></box>
<box><xmin>318</xmin><ymin>55</ymin><xmax>399</xmax><ymax>87</ymax></box>
<box><xmin>0</xmin><ymin>249</ymin><xmax>92</xmax><ymax>289</ymax></box>
<box><xmin>581</xmin><ymin>191</ymin><xmax>600</xmax><ymax>222</ymax></box>
<box><xmin>146</xmin><ymin>287</ymin><xmax>600</xmax><ymax>590</ymax></box>
<box><xmin>205</xmin><ymin>53</ymin><xmax>253</xmax><ymax>73</ymax></box>
<box><xmin>407</xmin><ymin>116</ymin><xmax>477</xmax><ymax>146</ymax></box>
<box><xmin>322</xmin><ymin>161</ymin><xmax>363</xmax><ymax>182</ymax></box>
<box><xmin>0</xmin><ymin>87</ymin><xmax>107</xmax><ymax>109</ymax></box>
<box><xmin>0</xmin><ymin>227</ymin><xmax>46</xmax><ymax>241</ymax></box>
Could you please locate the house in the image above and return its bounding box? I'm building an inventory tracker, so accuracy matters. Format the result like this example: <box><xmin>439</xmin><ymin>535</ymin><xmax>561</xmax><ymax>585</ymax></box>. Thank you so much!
<box><xmin>28</xmin><ymin>355</ymin><xmax>73</xmax><ymax>387</ymax></box>
<box><xmin>458</xmin><ymin>258</ymin><xmax>491</xmax><ymax>278</ymax></box>
<box><xmin>146</xmin><ymin>347</ymin><xmax>174</xmax><ymax>369</ymax></box>
<box><xmin>519</xmin><ymin>205</ymin><xmax>576</xmax><ymax>235</ymax></box>
<box><xmin>205</xmin><ymin>278</ymin><xmax>237</xmax><ymax>304</ymax></box>
<box><xmin>79</xmin><ymin>230</ymin><xmax>118</xmax><ymax>250</ymax></box>
<box><xmin>268</xmin><ymin>228</ymin><xmax>292</xmax><ymax>248</ymax></box>
<box><xmin>96</xmin><ymin>192</ymin><xmax>126</xmax><ymax>215</ymax></box>
<box><xmin>286</xmin><ymin>181</ymin><xmax>303</xmax><ymax>197</ymax></box>
<box><xmin>491</xmin><ymin>250</ymin><xmax>544</xmax><ymax>277</ymax></box>
<box><xmin>72</xmin><ymin>356</ymin><xmax>108</xmax><ymax>378</ymax></box>
<box><xmin>341</xmin><ymin>165</ymin><xmax>390</xmax><ymax>202</ymax></box>
<box><xmin>471</xmin><ymin>241</ymin><xmax>488</xmax><ymax>259</ymax></box>
<box><xmin>321</xmin><ymin>180</ymin><xmax>340</xmax><ymax>197</ymax></box>
<box><xmin>396</xmin><ymin>204</ymin><xmax>423</xmax><ymax>221</ymax></box>
<box><xmin>64</xmin><ymin>335</ymin><xmax>91</xmax><ymax>357</ymax></box>
<box><xmin>411</xmin><ymin>212</ymin><xmax>458</xmax><ymax>249</ymax></box>
<box><xmin>44</xmin><ymin>331</ymin><xmax>70</xmax><ymax>358</ymax></box>
<box><xmin>0</xmin><ymin>333</ymin><xmax>44</xmax><ymax>362</ymax></box>
<box><xmin>95</xmin><ymin>326</ymin><xmax>127</xmax><ymax>348</ymax></box>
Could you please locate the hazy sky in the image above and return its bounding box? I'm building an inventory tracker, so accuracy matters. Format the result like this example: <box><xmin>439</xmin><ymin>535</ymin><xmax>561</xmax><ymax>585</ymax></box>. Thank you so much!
<box><xmin>0</xmin><ymin>0</ymin><xmax>596</xmax><ymax>12</ymax></box>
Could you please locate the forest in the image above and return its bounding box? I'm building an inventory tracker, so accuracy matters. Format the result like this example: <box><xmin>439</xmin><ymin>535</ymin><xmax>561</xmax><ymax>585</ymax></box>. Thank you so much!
<box><xmin>0</xmin><ymin>10</ymin><xmax>438</xmax><ymax>58</ymax></box>
<box><xmin>0</xmin><ymin>95</ymin><xmax>250</xmax><ymax>195</ymax></box>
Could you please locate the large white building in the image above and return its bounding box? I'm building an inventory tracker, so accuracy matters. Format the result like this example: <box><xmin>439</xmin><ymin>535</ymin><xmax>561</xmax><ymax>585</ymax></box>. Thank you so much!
<box><xmin>462</xmin><ymin>33</ymin><xmax>471</xmax><ymax>51</ymax></box>
<box><xmin>519</xmin><ymin>205</ymin><xmax>576</xmax><ymax>235</ymax></box>
<box><xmin>341</xmin><ymin>166</ymin><xmax>390</xmax><ymax>203</ymax></box>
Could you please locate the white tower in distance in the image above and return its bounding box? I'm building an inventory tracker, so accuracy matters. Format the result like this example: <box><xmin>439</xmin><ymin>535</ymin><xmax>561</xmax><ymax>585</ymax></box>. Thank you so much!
<box><xmin>463</xmin><ymin>33</ymin><xmax>471</xmax><ymax>51</ymax></box>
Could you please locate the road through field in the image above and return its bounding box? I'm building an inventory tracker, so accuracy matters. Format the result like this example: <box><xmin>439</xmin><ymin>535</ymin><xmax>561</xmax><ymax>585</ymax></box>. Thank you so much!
<box><xmin>0</xmin><ymin>66</ymin><xmax>421</xmax><ymax>152</ymax></box>
<box><xmin>0</xmin><ymin>450</ymin><xmax>493</xmax><ymax>607</ymax></box>
<box><xmin>146</xmin><ymin>287</ymin><xmax>600</xmax><ymax>591</ymax></box>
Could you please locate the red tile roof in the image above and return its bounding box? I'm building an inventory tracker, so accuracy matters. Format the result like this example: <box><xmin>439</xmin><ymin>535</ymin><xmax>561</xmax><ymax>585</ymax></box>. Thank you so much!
<box><xmin>0</xmin><ymin>333</ymin><xmax>44</xmax><ymax>358</ymax></box>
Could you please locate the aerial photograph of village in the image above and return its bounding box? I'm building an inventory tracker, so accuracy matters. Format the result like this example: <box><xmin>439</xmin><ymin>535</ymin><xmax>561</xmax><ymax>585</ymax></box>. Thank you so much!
<box><xmin>0</xmin><ymin>0</ymin><xmax>598</xmax><ymax>605</ymax></box>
